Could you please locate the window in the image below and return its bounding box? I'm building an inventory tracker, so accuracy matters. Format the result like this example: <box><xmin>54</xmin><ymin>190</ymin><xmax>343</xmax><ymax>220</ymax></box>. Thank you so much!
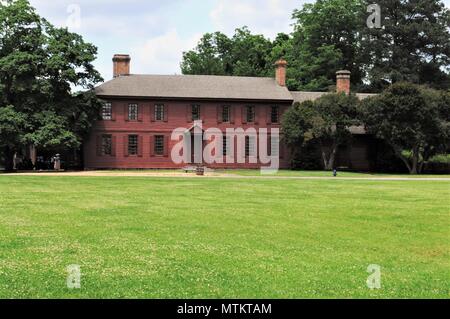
<box><xmin>154</xmin><ymin>135</ymin><xmax>164</xmax><ymax>156</ymax></box>
<box><xmin>155</xmin><ymin>104</ymin><xmax>165</xmax><ymax>121</ymax></box>
<box><xmin>102</xmin><ymin>135</ymin><xmax>112</xmax><ymax>155</ymax></box>
<box><xmin>245</xmin><ymin>136</ymin><xmax>256</xmax><ymax>157</ymax></box>
<box><xmin>128</xmin><ymin>135</ymin><xmax>138</xmax><ymax>155</ymax></box>
<box><xmin>271</xmin><ymin>106</ymin><xmax>279</xmax><ymax>123</ymax></box>
<box><xmin>223</xmin><ymin>135</ymin><xmax>229</xmax><ymax>156</ymax></box>
<box><xmin>222</xmin><ymin>106</ymin><xmax>230</xmax><ymax>123</ymax></box>
<box><xmin>246</xmin><ymin>106</ymin><xmax>255</xmax><ymax>123</ymax></box>
<box><xmin>192</xmin><ymin>104</ymin><xmax>200</xmax><ymax>121</ymax></box>
<box><xmin>128</xmin><ymin>104</ymin><xmax>138</xmax><ymax>121</ymax></box>
<box><xmin>102</xmin><ymin>102</ymin><xmax>112</xmax><ymax>120</ymax></box>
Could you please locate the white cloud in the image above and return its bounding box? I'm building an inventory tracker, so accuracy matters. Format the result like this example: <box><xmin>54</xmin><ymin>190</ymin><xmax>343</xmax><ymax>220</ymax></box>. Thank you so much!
<box><xmin>133</xmin><ymin>29</ymin><xmax>202</xmax><ymax>75</ymax></box>
<box><xmin>210</xmin><ymin>0</ymin><xmax>309</xmax><ymax>38</ymax></box>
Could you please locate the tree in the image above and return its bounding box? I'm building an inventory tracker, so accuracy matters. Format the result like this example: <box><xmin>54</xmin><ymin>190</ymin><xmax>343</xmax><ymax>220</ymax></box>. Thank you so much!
<box><xmin>281</xmin><ymin>100</ymin><xmax>314</xmax><ymax>164</ymax></box>
<box><xmin>288</xmin><ymin>0</ymin><xmax>365</xmax><ymax>91</ymax></box>
<box><xmin>361</xmin><ymin>0</ymin><xmax>450</xmax><ymax>91</ymax></box>
<box><xmin>0</xmin><ymin>0</ymin><xmax>103</xmax><ymax>170</ymax></box>
<box><xmin>282</xmin><ymin>93</ymin><xmax>360</xmax><ymax>170</ymax></box>
<box><xmin>181</xmin><ymin>1</ymin><xmax>450</xmax><ymax>93</ymax></box>
<box><xmin>362</xmin><ymin>82</ymin><xmax>450</xmax><ymax>174</ymax></box>
<box><xmin>181</xmin><ymin>27</ymin><xmax>275</xmax><ymax>77</ymax></box>
<box><xmin>309</xmin><ymin>93</ymin><xmax>360</xmax><ymax>170</ymax></box>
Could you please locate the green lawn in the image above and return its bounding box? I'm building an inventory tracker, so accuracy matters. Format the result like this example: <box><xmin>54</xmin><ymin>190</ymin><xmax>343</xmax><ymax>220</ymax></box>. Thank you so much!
<box><xmin>213</xmin><ymin>169</ymin><xmax>450</xmax><ymax>178</ymax></box>
<box><xmin>0</xmin><ymin>176</ymin><xmax>449</xmax><ymax>298</ymax></box>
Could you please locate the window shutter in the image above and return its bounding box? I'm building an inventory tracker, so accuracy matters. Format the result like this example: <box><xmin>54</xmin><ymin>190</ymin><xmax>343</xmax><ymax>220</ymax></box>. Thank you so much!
<box><xmin>230</xmin><ymin>106</ymin><xmax>235</xmax><ymax>124</ymax></box>
<box><xmin>96</xmin><ymin>136</ymin><xmax>102</xmax><ymax>156</ymax></box>
<box><xmin>149</xmin><ymin>134</ymin><xmax>155</xmax><ymax>157</ymax></box>
<box><xmin>124</xmin><ymin>104</ymin><xmax>129</xmax><ymax>122</ymax></box>
<box><xmin>111</xmin><ymin>104</ymin><xmax>116</xmax><ymax>121</ymax></box>
<box><xmin>138</xmin><ymin>136</ymin><xmax>143</xmax><ymax>157</ymax></box>
<box><xmin>267</xmin><ymin>106</ymin><xmax>271</xmax><ymax>125</ymax></box>
<box><xmin>242</xmin><ymin>106</ymin><xmax>247</xmax><ymax>124</ymax></box>
<box><xmin>164</xmin><ymin>135</ymin><xmax>169</xmax><ymax>157</ymax></box>
<box><xmin>164</xmin><ymin>105</ymin><xmax>169</xmax><ymax>122</ymax></box>
<box><xmin>123</xmin><ymin>136</ymin><xmax>129</xmax><ymax>157</ymax></box>
<box><xmin>200</xmin><ymin>105</ymin><xmax>204</xmax><ymax>124</ymax></box>
<box><xmin>151</xmin><ymin>105</ymin><xmax>155</xmax><ymax>122</ymax></box>
<box><xmin>254</xmin><ymin>107</ymin><xmax>259</xmax><ymax>125</ymax></box>
<box><xmin>111</xmin><ymin>136</ymin><xmax>117</xmax><ymax>157</ymax></box>
<box><xmin>186</xmin><ymin>105</ymin><xmax>192</xmax><ymax>123</ymax></box>
<box><xmin>217</xmin><ymin>106</ymin><xmax>222</xmax><ymax>124</ymax></box>
<box><xmin>138</xmin><ymin>105</ymin><xmax>143</xmax><ymax>122</ymax></box>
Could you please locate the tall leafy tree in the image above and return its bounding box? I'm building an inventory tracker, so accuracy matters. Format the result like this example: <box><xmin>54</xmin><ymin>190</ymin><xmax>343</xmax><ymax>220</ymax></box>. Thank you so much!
<box><xmin>181</xmin><ymin>27</ymin><xmax>274</xmax><ymax>77</ymax></box>
<box><xmin>288</xmin><ymin>0</ymin><xmax>365</xmax><ymax>91</ymax></box>
<box><xmin>362</xmin><ymin>83</ymin><xmax>450</xmax><ymax>174</ymax></box>
<box><xmin>308</xmin><ymin>93</ymin><xmax>360</xmax><ymax>170</ymax></box>
<box><xmin>282</xmin><ymin>93</ymin><xmax>360</xmax><ymax>170</ymax></box>
<box><xmin>361</xmin><ymin>0</ymin><xmax>450</xmax><ymax>91</ymax></box>
<box><xmin>0</xmin><ymin>0</ymin><xmax>103</xmax><ymax>170</ymax></box>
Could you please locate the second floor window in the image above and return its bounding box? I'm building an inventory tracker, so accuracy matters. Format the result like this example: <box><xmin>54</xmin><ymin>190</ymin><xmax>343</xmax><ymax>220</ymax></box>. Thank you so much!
<box><xmin>154</xmin><ymin>135</ymin><xmax>165</xmax><ymax>156</ymax></box>
<box><xmin>246</xmin><ymin>106</ymin><xmax>255</xmax><ymax>123</ymax></box>
<box><xmin>128</xmin><ymin>104</ymin><xmax>138</xmax><ymax>121</ymax></box>
<box><xmin>155</xmin><ymin>104</ymin><xmax>165</xmax><ymax>121</ymax></box>
<box><xmin>102</xmin><ymin>135</ymin><xmax>112</xmax><ymax>155</ymax></box>
<box><xmin>271</xmin><ymin>106</ymin><xmax>280</xmax><ymax>123</ymax></box>
<box><xmin>102</xmin><ymin>103</ymin><xmax>112</xmax><ymax>120</ymax></box>
<box><xmin>222</xmin><ymin>106</ymin><xmax>230</xmax><ymax>123</ymax></box>
<box><xmin>128</xmin><ymin>135</ymin><xmax>138</xmax><ymax>155</ymax></box>
<box><xmin>192</xmin><ymin>104</ymin><xmax>200</xmax><ymax>121</ymax></box>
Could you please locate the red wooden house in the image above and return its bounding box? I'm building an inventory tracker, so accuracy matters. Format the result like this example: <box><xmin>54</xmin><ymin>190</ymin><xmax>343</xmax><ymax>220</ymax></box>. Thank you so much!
<box><xmin>84</xmin><ymin>54</ymin><xmax>375</xmax><ymax>170</ymax></box>
<box><xmin>84</xmin><ymin>55</ymin><xmax>293</xmax><ymax>169</ymax></box>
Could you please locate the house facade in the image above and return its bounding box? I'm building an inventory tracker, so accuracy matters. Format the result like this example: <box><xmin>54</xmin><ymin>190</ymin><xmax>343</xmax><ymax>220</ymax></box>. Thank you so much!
<box><xmin>84</xmin><ymin>55</ymin><xmax>293</xmax><ymax>169</ymax></box>
<box><xmin>84</xmin><ymin>54</ymin><xmax>374</xmax><ymax>170</ymax></box>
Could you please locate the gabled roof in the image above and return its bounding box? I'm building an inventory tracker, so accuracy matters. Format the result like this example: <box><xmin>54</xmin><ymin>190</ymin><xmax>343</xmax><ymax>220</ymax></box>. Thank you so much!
<box><xmin>291</xmin><ymin>91</ymin><xmax>378</xmax><ymax>103</ymax></box>
<box><xmin>95</xmin><ymin>74</ymin><xmax>293</xmax><ymax>102</ymax></box>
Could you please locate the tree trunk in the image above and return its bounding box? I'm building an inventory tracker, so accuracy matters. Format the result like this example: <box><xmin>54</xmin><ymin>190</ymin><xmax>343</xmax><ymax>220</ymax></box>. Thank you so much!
<box><xmin>321</xmin><ymin>143</ymin><xmax>338</xmax><ymax>171</ymax></box>
<box><xmin>393</xmin><ymin>145</ymin><xmax>412</xmax><ymax>174</ymax></box>
<box><xmin>410</xmin><ymin>149</ymin><xmax>419</xmax><ymax>175</ymax></box>
<box><xmin>327</xmin><ymin>143</ymin><xmax>338</xmax><ymax>171</ymax></box>
<box><xmin>321</xmin><ymin>149</ymin><xmax>329</xmax><ymax>170</ymax></box>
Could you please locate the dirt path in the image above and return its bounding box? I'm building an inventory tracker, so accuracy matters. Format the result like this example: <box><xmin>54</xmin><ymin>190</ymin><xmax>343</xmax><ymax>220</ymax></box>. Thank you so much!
<box><xmin>2</xmin><ymin>171</ymin><xmax>450</xmax><ymax>181</ymax></box>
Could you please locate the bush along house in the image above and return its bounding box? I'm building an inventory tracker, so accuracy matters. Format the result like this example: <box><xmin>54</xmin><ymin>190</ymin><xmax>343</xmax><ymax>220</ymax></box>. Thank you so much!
<box><xmin>84</xmin><ymin>54</ymin><xmax>376</xmax><ymax>170</ymax></box>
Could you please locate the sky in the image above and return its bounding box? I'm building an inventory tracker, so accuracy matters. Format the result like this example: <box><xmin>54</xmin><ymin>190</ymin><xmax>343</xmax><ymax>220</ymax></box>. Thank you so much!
<box><xmin>28</xmin><ymin>0</ymin><xmax>450</xmax><ymax>83</ymax></box>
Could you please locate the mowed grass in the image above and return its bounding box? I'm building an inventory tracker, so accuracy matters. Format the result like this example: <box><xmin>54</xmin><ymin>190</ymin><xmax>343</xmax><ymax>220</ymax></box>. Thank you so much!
<box><xmin>0</xmin><ymin>176</ymin><xmax>448</xmax><ymax>299</ymax></box>
<box><xmin>214</xmin><ymin>169</ymin><xmax>450</xmax><ymax>178</ymax></box>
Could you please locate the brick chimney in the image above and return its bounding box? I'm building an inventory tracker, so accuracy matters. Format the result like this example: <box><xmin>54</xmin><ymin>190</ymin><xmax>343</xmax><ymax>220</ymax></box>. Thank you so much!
<box><xmin>336</xmin><ymin>70</ymin><xmax>351</xmax><ymax>94</ymax></box>
<box><xmin>113</xmin><ymin>54</ymin><xmax>131</xmax><ymax>78</ymax></box>
<box><xmin>275</xmin><ymin>59</ymin><xmax>287</xmax><ymax>87</ymax></box>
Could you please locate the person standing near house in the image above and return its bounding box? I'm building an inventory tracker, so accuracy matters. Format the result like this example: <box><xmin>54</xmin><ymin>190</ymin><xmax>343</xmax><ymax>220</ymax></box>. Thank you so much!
<box><xmin>52</xmin><ymin>154</ymin><xmax>61</xmax><ymax>171</ymax></box>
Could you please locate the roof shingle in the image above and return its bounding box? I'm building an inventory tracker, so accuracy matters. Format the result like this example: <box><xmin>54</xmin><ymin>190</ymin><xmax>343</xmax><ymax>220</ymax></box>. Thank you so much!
<box><xmin>95</xmin><ymin>74</ymin><xmax>293</xmax><ymax>102</ymax></box>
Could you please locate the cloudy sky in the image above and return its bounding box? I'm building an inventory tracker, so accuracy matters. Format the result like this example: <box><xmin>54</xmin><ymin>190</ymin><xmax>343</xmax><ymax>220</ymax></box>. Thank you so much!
<box><xmin>28</xmin><ymin>0</ymin><xmax>449</xmax><ymax>83</ymax></box>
